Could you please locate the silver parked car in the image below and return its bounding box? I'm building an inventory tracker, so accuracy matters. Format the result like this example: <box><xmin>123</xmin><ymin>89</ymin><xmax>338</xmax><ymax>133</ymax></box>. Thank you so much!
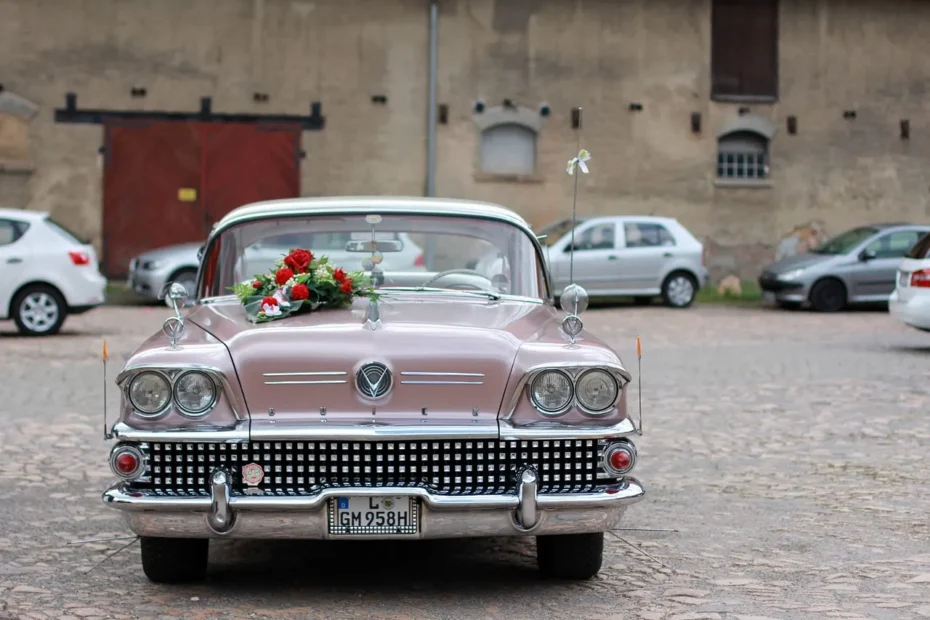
<box><xmin>534</xmin><ymin>216</ymin><xmax>709</xmax><ymax>308</ymax></box>
<box><xmin>128</xmin><ymin>242</ymin><xmax>201</xmax><ymax>305</ymax></box>
<box><xmin>759</xmin><ymin>223</ymin><xmax>930</xmax><ymax>311</ymax></box>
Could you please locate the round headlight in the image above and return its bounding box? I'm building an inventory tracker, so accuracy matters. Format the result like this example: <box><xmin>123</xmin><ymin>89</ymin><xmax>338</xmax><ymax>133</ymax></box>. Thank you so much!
<box><xmin>173</xmin><ymin>371</ymin><xmax>217</xmax><ymax>416</ymax></box>
<box><xmin>575</xmin><ymin>369</ymin><xmax>619</xmax><ymax>414</ymax></box>
<box><xmin>530</xmin><ymin>370</ymin><xmax>574</xmax><ymax>415</ymax></box>
<box><xmin>128</xmin><ymin>371</ymin><xmax>171</xmax><ymax>416</ymax></box>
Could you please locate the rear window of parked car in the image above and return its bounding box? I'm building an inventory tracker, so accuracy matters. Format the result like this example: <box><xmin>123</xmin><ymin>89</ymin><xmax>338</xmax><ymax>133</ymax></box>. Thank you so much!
<box><xmin>906</xmin><ymin>231</ymin><xmax>930</xmax><ymax>259</ymax></box>
<box><xmin>625</xmin><ymin>222</ymin><xmax>676</xmax><ymax>248</ymax></box>
<box><xmin>44</xmin><ymin>217</ymin><xmax>89</xmax><ymax>245</ymax></box>
<box><xmin>0</xmin><ymin>219</ymin><xmax>29</xmax><ymax>246</ymax></box>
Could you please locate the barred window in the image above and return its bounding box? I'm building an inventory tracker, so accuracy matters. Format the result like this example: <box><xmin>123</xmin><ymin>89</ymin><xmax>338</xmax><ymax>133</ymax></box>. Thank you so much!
<box><xmin>716</xmin><ymin>130</ymin><xmax>769</xmax><ymax>180</ymax></box>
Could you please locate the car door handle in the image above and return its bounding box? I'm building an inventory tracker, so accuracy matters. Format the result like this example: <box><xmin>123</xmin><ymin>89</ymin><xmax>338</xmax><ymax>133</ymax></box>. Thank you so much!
<box><xmin>607</xmin><ymin>255</ymin><xmax>618</xmax><ymax>260</ymax></box>
<box><xmin>6</xmin><ymin>257</ymin><xmax>22</xmax><ymax>264</ymax></box>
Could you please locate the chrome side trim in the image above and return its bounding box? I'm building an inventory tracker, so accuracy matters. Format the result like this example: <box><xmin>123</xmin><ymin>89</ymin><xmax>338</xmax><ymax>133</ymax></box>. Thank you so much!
<box><xmin>498</xmin><ymin>417</ymin><xmax>638</xmax><ymax>440</ymax></box>
<box><xmin>264</xmin><ymin>380</ymin><xmax>348</xmax><ymax>385</ymax></box>
<box><xmin>263</xmin><ymin>372</ymin><xmax>348</xmax><ymax>377</ymax></box>
<box><xmin>503</xmin><ymin>361</ymin><xmax>633</xmax><ymax>421</ymax></box>
<box><xmin>401</xmin><ymin>372</ymin><xmax>485</xmax><ymax>377</ymax></box>
<box><xmin>116</xmin><ymin>363</ymin><xmax>248</xmax><ymax>421</ymax></box>
<box><xmin>400</xmin><ymin>380</ymin><xmax>484</xmax><ymax>385</ymax></box>
<box><xmin>111</xmin><ymin>421</ymin><xmax>250</xmax><ymax>443</ymax></box>
<box><xmin>249</xmin><ymin>424</ymin><xmax>499</xmax><ymax>441</ymax></box>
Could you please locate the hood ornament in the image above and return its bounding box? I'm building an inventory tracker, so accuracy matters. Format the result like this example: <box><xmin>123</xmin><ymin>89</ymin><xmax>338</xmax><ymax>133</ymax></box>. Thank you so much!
<box><xmin>560</xmin><ymin>107</ymin><xmax>591</xmax><ymax>345</ymax></box>
<box><xmin>163</xmin><ymin>282</ymin><xmax>189</xmax><ymax>348</ymax></box>
<box><xmin>364</xmin><ymin>296</ymin><xmax>382</xmax><ymax>331</ymax></box>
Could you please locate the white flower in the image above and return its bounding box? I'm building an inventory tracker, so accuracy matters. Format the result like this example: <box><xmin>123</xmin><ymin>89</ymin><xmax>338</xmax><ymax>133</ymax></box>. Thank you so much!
<box><xmin>273</xmin><ymin>288</ymin><xmax>291</xmax><ymax>308</ymax></box>
<box><xmin>275</xmin><ymin>259</ymin><xmax>285</xmax><ymax>268</ymax></box>
<box><xmin>314</xmin><ymin>265</ymin><xmax>333</xmax><ymax>280</ymax></box>
<box><xmin>286</xmin><ymin>277</ymin><xmax>298</xmax><ymax>287</ymax></box>
<box><xmin>261</xmin><ymin>302</ymin><xmax>282</xmax><ymax>317</ymax></box>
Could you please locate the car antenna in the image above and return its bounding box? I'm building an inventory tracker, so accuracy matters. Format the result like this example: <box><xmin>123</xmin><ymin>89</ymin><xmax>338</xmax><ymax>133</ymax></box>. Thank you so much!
<box><xmin>102</xmin><ymin>339</ymin><xmax>112</xmax><ymax>440</ymax></box>
<box><xmin>560</xmin><ymin>107</ymin><xmax>592</xmax><ymax>345</ymax></box>
<box><xmin>637</xmin><ymin>336</ymin><xmax>643</xmax><ymax>435</ymax></box>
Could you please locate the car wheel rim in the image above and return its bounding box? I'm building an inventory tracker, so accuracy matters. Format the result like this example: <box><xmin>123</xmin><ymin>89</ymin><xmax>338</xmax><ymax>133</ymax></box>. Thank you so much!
<box><xmin>20</xmin><ymin>293</ymin><xmax>59</xmax><ymax>332</ymax></box>
<box><xmin>667</xmin><ymin>277</ymin><xmax>694</xmax><ymax>306</ymax></box>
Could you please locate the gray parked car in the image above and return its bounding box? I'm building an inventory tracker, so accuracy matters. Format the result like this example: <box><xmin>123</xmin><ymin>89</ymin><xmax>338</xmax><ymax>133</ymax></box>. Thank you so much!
<box><xmin>128</xmin><ymin>242</ymin><xmax>201</xmax><ymax>305</ymax></box>
<box><xmin>759</xmin><ymin>223</ymin><xmax>930</xmax><ymax>311</ymax></box>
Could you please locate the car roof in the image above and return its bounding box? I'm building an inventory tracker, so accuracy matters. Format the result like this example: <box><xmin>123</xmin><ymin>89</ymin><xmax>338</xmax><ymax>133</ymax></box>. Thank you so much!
<box><xmin>871</xmin><ymin>222</ymin><xmax>926</xmax><ymax>229</ymax></box>
<box><xmin>0</xmin><ymin>207</ymin><xmax>48</xmax><ymax>222</ymax></box>
<box><xmin>212</xmin><ymin>196</ymin><xmax>533</xmax><ymax>238</ymax></box>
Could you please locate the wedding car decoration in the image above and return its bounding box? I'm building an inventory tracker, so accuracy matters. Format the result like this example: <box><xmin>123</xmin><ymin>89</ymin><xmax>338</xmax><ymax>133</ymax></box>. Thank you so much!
<box><xmin>231</xmin><ymin>248</ymin><xmax>376</xmax><ymax>323</ymax></box>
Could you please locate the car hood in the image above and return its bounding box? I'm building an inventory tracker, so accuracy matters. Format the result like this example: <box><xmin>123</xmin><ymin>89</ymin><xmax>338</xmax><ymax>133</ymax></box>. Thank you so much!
<box><xmin>763</xmin><ymin>252</ymin><xmax>833</xmax><ymax>274</ymax></box>
<box><xmin>186</xmin><ymin>295</ymin><xmax>562</xmax><ymax>429</ymax></box>
<box><xmin>135</xmin><ymin>242</ymin><xmax>202</xmax><ymax>262</ymax></box>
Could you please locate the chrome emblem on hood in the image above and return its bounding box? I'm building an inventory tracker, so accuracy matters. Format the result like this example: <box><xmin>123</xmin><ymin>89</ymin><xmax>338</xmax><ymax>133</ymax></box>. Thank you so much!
<box><xmin>356</xmin><ymin>362</ymin><xmax>392</xmax><ymax>399</ymax></box>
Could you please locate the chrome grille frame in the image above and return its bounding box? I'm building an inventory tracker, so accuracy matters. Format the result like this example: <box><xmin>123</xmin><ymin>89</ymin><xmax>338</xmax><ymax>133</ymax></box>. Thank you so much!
<box><xmin>128</xmin><ymin>438</ymin><xmax>620</xmax><ymax>497</ymax></box>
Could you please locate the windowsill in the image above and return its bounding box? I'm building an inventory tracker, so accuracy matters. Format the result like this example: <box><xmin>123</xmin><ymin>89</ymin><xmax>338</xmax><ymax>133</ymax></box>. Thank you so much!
<box><xmin>0</xmin><ymin>160</ymin><xmax>35</xmax><ymax>173</ymax></box>
<box><xmin>473</xmin><ymin>172</ymin><xmax>544</xmax><ymax>184</ymax></box>
<box><xmin>711</xmin><ymin>94</ymin><xmax>778</xmax><ymax>104</ymax></box>
<box><xmin>714</xmin><ymin>178</ymin><xmax>772</xmax><ymax>189</ymax></box>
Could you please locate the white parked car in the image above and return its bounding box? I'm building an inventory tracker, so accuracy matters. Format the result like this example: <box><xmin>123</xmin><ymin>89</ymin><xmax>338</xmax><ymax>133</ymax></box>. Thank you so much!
<box><xmin>527</xmin><ymin>216</ymin><xmax>708</xmax><ymax>308</ymax></box>
<box><xmin>0</xmin><ymin>208</ymin><xmax>106</xmax><ymax>335</ymax></box>
<box><xmin>888</xmin><ymin>230</ymin><xmax>930</xmax><ymax>331</ymax></box>
<box><xmin>128</xmin><ymin>242</ymin><xmax>202</xmax><ymax>304</ymax></box>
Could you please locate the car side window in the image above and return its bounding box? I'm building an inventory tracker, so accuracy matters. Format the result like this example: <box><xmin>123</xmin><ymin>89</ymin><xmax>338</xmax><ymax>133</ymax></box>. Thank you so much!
<box><xmin>865</xmin><ymin>230</ymin><xmax>924</xmax><ymax>259</ymax></box>
<box><xmin>624</xmin><ymin>222</ymin><xmax>676</xmax><ymax>248</ymax></box>
<box><xmin>0</xmin><ymin>219</ymin><xmax>27</xmax><ymax>247</ymax></box>
<box><xmin>564</xmin><ymin>223</ymin><xmax>615</xmax><ymax>252</ymax></box>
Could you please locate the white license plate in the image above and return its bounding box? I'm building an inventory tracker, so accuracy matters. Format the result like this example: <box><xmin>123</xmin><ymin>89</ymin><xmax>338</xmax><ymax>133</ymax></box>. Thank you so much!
<box><xmin>763</xmin><ymin>291</ymin><xmax>776</xmax><ymax>302</ymax></box>
<box><xmin>329</xmin><ymin>496</ymin><xmax>418</xmax><ymax>536</ymax></box>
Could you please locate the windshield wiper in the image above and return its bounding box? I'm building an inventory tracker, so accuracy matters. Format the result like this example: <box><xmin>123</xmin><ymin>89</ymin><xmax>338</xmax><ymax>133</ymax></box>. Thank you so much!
<box><xmin>381</xmin><ymin>286</ymin><xmax>501</xmax><ymax>301</ymax></box>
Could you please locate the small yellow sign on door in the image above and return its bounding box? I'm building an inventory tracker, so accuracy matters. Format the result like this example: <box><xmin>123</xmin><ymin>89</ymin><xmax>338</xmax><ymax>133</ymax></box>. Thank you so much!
<box><xmin>178</xmin><ymin>188</ymin><xmax>197</xmax><ymax>202</ymax></box>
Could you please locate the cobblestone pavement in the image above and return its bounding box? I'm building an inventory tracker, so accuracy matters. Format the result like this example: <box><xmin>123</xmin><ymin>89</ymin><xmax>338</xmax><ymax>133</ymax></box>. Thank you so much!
<box><xmin>1</xmin><ymin>303</ymin><xmax>930</xmax><ymax>619</ymax></box>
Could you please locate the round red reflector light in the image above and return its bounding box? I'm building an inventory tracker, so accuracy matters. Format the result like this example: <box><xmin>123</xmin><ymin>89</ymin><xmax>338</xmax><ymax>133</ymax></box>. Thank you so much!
<box><xmin>609</xmin><ymin>448</ymin><xmax>632</xmax><ymax>472</ymax></box>
<box><xmin>116</xmin><ymin>452</ymin><xmax>138</xmax><ymax>474</ymax></box>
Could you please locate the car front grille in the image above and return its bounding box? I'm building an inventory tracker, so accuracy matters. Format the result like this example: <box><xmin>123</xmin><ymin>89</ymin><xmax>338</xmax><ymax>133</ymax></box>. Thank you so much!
<box><xmin>128</xmin><ymin>439</ymin><xmax>619</xmax><ymax>497</ymax></box>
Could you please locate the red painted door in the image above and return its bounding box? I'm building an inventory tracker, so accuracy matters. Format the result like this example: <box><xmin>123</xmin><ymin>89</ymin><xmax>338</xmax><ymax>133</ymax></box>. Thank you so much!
<box><xmin>201</xmin><ymin>123</ymin><xmax>301</xmax><ymax>228</ymax></box>
<box><xmin>102</xmin><ymin>121</ymin><xmax>301</xmax><ymax>279</ymax></box>
<box><xmin>102</xmin><ymin>120</ymin><xmax>202</xmax><ymax>279</ymax></box>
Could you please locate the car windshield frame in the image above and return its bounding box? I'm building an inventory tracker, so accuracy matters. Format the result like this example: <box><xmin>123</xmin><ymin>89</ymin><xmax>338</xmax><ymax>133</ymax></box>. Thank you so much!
<box><xmin>809</xmin><ymin>226</ymin><xmax>879</xmax><ymax>255</ymax></box>
<box><xmin>199</xmin><ymin>211</ymin><xmax>551</xmax><ymax>302</ymax></box>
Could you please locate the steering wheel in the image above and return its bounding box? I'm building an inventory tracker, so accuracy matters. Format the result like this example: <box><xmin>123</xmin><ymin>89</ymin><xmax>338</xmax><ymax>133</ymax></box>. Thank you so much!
<box><xmin>422</xmin><ymin>268</ymin><xmax>492</xmax><ymax>288</ymax></box>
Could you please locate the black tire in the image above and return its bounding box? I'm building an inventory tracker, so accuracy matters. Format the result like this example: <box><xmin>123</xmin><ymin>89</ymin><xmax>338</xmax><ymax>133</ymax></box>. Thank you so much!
<box><xmin>632</xmin><ymin>296</ymin><xmax>653</xmax><ymax>306</ymax></box>
<box><xmin>11</xmin><ymin>284</ymin><xmax>67</xmax><ymax>336</ymax></box>
<box><xmin>537</xmin><ymin>532</ymin><xmax>604</xmax><ymax>580</ymax></box>
<box><xmin>661</xmin><ymin>272</ymin><xmax>698</xmax><ymax>309</ymax></box>
<box><xmin>140</xmin><ymin>537</ymin><xmax>208</xmax><ymax>584</ymax></box>
<box><xmin>809</xmin><ymin>278</ymin><xmax>847</xmax><ymax>312</ymax></box>
<box><xmin>776</xmin><ymin>300</ymin><xmax>802</xmax><ymax>310</ymax></box>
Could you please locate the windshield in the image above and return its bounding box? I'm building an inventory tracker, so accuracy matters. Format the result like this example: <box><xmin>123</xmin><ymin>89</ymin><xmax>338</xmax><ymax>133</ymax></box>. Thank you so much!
<box><xmin>203</xmin><ymin>213</ymin><xmax>546</xmax><ymax>300</ymax></box>
<box><xmin>536</xmin><ymin>218</ymin><xmax>583</xmax><ymax>247</ymax></box>
<box><xmin>810</xmin><ymin>226</ymin><xmax>878</xmax><ymax>255</ymax></box>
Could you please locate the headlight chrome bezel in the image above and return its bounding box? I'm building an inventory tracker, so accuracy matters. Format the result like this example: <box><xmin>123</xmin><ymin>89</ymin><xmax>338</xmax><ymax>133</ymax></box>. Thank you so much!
<box><xmin>127</xmin><ymin>370</ymin><xmax>173</xmax><ymax>417</ymax></box>
<box><xmin>574</xmin><ymin>368</ymin><xmax>620</xmax><ymax>415</ymax></box>
<box><xmin>121</xmin><ymin>366</ymin><xmax>223</xmax><ymax>420</ymax></box>
<box><xmin>172</xmin><ymin>370</ymin><xmax>218</xmax><ymax>417</ymax></box>
<box><xmin>522</xmin><ymin>364</ymin><xmax>629</xmax><ymax>419</ymax></box>
<box><xmin>529</xmin><ymin>369</ymin><xmax>575</xmax><ymax>416</ymax></box>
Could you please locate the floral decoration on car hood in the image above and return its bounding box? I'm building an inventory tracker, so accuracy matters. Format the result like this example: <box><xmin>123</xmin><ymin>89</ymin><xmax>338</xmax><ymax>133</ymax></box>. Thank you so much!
<box><xmin>231</xmin><ymin>248</ymin><xmax>377</xmax><ymax>323</ymax></box>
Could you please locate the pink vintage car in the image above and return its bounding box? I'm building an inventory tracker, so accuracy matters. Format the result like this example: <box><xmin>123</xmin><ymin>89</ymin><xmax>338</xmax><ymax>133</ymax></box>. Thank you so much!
<box><xmin>102</xmin><ymin>197</ymin><xmax>644</xmax><ymax>583</ymax></box>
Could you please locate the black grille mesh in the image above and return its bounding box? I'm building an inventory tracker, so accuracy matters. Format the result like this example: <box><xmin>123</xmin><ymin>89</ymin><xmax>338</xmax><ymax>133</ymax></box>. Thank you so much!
<box><xmin>130</xmin><ymin>439</ymin><xmax>618</xmax><ymax>496</ymax></box>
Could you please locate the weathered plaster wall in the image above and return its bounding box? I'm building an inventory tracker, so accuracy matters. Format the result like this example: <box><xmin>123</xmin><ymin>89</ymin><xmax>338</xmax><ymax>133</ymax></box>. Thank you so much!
<box><xmin>2</xmin><ymin>0</ymin><xmax>929</xmax><ymax>279</ymax></box>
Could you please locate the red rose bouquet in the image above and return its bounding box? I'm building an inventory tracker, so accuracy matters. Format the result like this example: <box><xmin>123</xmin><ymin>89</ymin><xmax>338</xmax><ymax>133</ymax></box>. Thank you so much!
<box><xmin>232</xmin><ymin>248</ymin><xmax>377</xmax><ymax>323</ymax></box>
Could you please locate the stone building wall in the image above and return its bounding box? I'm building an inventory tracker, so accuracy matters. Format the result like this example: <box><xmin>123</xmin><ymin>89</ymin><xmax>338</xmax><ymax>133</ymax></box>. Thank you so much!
<box><xmin>2</xmin><ymin>0</ymin><xmax>929</xmax><ymax>279</ymax></box>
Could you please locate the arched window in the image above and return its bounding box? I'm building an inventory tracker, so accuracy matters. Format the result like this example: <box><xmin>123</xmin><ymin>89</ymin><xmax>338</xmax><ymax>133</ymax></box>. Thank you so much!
<box><xmin>480</xmin><ymin>123</ymin><xmax>537</xmax><ymax>175</ymax></box>
<box><xmin>716</xmin><ymin>130</ymin><xmax>769</xmax><ymax>180</ymax></box>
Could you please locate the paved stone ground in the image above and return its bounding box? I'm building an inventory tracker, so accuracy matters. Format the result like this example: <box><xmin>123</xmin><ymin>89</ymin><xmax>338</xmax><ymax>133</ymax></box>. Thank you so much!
<box><xmin>1</xmin><ymin>303</ymin><xmax>929</xmax><ymax>620</ymax></box>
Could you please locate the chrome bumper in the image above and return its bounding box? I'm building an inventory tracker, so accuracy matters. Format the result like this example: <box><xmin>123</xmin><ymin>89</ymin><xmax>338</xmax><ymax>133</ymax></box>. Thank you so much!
<box><xmin>102</xmin><ymin>470</ymin><xmax>645</xmax><ymax>540</ymax></box>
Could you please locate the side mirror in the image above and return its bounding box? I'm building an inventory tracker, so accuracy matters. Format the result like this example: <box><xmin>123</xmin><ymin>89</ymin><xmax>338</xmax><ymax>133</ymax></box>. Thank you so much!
<box><xmin>859</xmin><ymin>249</ymin><xmax>877</xmax><ymax>262</ymax></box>
<box><xmin>197</xmin><ymin>245</ymin><xmax>205</xmax><ymax>261</ymax></box>
<box><xmin>165</xmin><ymin>281</ymin><xmax>192</xmax><ymax>310</ymax></box>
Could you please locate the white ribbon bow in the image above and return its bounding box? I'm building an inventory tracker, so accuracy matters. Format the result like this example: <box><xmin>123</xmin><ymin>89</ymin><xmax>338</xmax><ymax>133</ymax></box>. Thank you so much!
<box><xmin>566</xmin><ymin>149</ymin><xmax>591</xmax><ymax>175</ymax></box>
